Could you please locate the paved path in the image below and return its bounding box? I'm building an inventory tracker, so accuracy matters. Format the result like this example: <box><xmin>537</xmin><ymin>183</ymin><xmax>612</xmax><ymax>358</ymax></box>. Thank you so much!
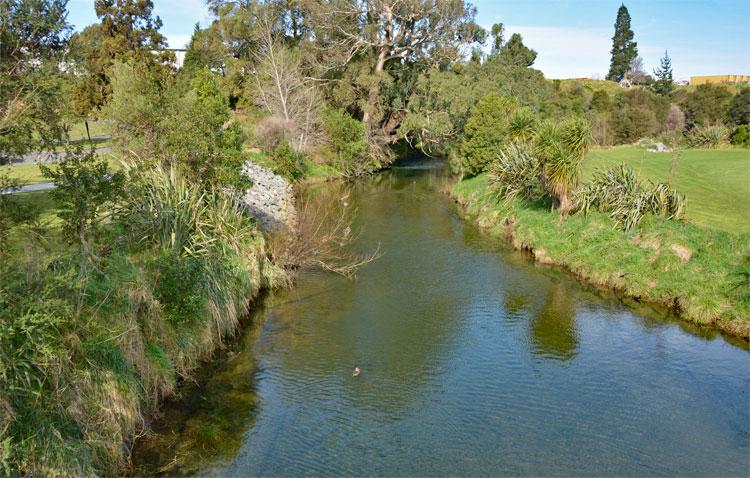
<box><xmin>14</xmin><ymin>144</ymin><xmax>112</xmax><ymax>165</ymax></box>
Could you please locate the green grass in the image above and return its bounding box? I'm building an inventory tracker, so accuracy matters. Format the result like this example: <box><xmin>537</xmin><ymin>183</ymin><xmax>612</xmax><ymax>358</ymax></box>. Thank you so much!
<box><xmin>584</xmin><ymin>146</ymin><xmax>750</xmax><ymax>233</ymax></box>
<box><xmin>1</xmin><ymin>154</ymin><xmax>121</xmax><ymax>185</ymax></box>
<box><xmin>453</xmin><ymin>174</ymin><xmax>750</xmax><ymax>340</ymax></box>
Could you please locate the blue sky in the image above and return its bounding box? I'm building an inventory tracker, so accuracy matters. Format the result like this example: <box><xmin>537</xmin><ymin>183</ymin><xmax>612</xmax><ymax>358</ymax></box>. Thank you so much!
<box><xmin>66</xmin><ymin>0</ymin><xmax>749</xmax><ymax>80</ymax></box>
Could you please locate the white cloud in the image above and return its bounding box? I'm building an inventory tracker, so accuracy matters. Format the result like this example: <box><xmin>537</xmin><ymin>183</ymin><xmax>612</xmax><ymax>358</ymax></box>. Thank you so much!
<box><xmin>501</xmin><ymin>25</ymin><xmax>613</xmax><ymax>79</ymax></box>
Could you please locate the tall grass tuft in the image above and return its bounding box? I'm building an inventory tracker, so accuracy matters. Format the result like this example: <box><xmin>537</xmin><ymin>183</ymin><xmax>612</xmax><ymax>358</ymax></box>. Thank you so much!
<box><xmin>577</xmin><ymin>165</ymin><xmax>685</xmax><ymax>231</ymax></box>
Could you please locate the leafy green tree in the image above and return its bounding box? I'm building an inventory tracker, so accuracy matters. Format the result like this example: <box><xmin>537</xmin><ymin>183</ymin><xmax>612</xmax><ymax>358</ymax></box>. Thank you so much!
<box><xmin>321</xmin><ymin>108</ymin><xmax>375</xmax><ymax>177</ymax></box>
<box><xmin>40</xmin><ymin>150</ymin><xmax>125</xmax><ymax>257</ymax></box>
<box><xmin>399</xmin><ymin>56</ymin><xmax>549</xmax><ymax>155</ymax></box>
<box><xmin>500</xmin><ymin>33</ymin><xmax>537</xmax><ymax>67</ymax></box>
<box><xmin>0</xmin><ymin>0</ymin><xmax>70</xmax><ymax>163</ymax></box>
<box><xmin>312</xmin><ymin>0</ymin><xmax>485</xmax><ymax>126</ymax></box>
<box><xmin>68</xmin><ymin>0</ymin><xmax>171</xmax><ymax>117</ymax></box>
<box><xmin>590</xmin><ymin>90</ymin><xmax>612</xmax><ymax>112</ymax></box>
<box><xmin>727</xmin><ymin>87</ymin><xmax>750</xmax><ymax>126</ymax></box>
<box><xmin>459</xmin><ymin>93</ymin><xmax>518</xmax><ymax>176</ymax></box>
<box><xmin>489</xmin><ymin>23</ymin><xmax>505</xmax><ymax>56</ymax></box>
<box><xmin>606</xmin><ymin>4</ymin><xmax>638</xmax><ymax>82</ymax></box>
<box><xmin>681</xmin><ymin>84</ymin><xmax>733</xmax><ymax>129</ymax></box>
<box><xmin>652</xmin><ymin>50</ymin><xmax>674</xmax><ymax>96</ymax></box>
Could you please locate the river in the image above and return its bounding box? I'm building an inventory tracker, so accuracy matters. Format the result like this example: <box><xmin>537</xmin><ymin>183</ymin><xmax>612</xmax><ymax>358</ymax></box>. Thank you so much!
<box><xmin>131</xmin><ymin>160</ymin><xmax>749</xmax><ymax>476</ymax></box>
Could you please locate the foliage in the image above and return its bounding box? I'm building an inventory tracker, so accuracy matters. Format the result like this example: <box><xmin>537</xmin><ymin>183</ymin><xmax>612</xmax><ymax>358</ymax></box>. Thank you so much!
<box><xmin>271</xmin><ymin>141</ymin><xmax>308</xmax><ymax>181</ymax></box>
<box><xmin>40</xmin><ymin>149</ymin><xmax>125</xmax><ymax>251</ymax></box>
<box><xmin>686</xmin><ymin>124</ymin><xmax>729</xmax><ymax>148</ymax></box>
<box><xmin>459</xmin><ymin>93</ymin><xmax>518</xmax><ymax>176</ymax></box>
<box><xmin>400</xmin><ymin>56</ymin><xmax>549</xmax><ymax>154</ymax></box>
<box><xmin>680</xmin><ymin>84</ymin><xmax>733</xmax><ymax>129</ymax></box>
<box><xmin>0</xmin><ymin>0</ymin><xmax>70</xmax><ymax>163</ymax></box>
<box><xmin>606</xmin><ymin>4</ymin><xmax>638</xmax><ymax>82</ymax></box>
<box><xmin>609</xmin><ymin>88</ymin><xmax>669</xmax><ymax>143</ymax></box>
<box><xmin>68</xmin><ymin>0</ymin><xmax>171</xmax><ymax>115</ymax></box>
<box><xmin>499</xmin><ymin>33</ymin><xmax>537</xmax><ymax>67</ymax></box>
<box><xmin>453</xmin><ymin>174</ymin><xmax>750</xmax><ymax>336</ymax></box>
<box><xmin>730</xmin><ymin>124</ymin><xmax>750</xmax><ymax>147</ymax></box>
<box><xmin>508</xmin><ymin>108</ymin><xmax>538</xmax><ymax>143</ymax></box>
<box><xmin>534</xmin><ymin>117</ymin><xmax>592</xmax><ymax>215</ymax></box>
<box><xmin>726</xmin><ymin>87</ymin><xmax>750</xmax><ymax>126</ymax></box>
<box><xmin>321</xmin><ymin>108</ymin><xmax>383</xmax><ymax>177</ymax></box>
<box><xmin>652</xmin><ymin>50</ymin><xmax>674</xmax><ymax>96</ymax></box>
<box><xmin>577</xmin><ymin>165</ymin><xmax>685</xmax><ymax>230</ymax></box>
<box><xmin>488</xmin><ymin>142</ymin><xmax>544</xmax><ymax>202</ymax></box>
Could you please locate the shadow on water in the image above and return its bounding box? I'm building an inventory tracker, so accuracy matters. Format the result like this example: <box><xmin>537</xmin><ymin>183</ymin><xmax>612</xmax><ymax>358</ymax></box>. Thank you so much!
<box><xmin>130</xmin><ymin>159</ymin><xmax>749</xmax><ymax>477</ymax></box>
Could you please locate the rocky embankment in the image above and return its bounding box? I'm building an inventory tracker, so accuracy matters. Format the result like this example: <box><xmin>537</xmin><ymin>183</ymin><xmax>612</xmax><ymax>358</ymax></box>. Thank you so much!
<box><xmin>240</xmin><ymin>161</ymin><xmax>297</xmax><ymax>233</ymax></box>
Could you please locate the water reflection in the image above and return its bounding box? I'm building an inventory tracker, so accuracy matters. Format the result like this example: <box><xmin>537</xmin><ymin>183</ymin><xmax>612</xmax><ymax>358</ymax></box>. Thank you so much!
<box><xmin>529</xmin><ymin>281</ymin><xmax>579</xmax><ymax>361</ymax></box>
<box><xmin>130</xmin><ymin>306</ymin><xmax>266</xmax><ymax>475</ymax></box>
<box><xmin>131</xmin><ymin>161</ymin><xmax>749</xmax><ymax>477</ymax></box>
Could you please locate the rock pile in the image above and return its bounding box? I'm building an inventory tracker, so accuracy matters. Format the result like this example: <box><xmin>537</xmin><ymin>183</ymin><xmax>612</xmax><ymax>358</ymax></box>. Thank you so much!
<box><xmin>239</xmin><ymin>161</ymin><xmax>297</xmax><ymax>233</ymax></box>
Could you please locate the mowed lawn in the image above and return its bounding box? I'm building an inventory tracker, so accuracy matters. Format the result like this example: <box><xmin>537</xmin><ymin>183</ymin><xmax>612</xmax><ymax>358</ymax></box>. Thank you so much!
<box><xmin>1</xmin><ymin>154</ymin><xmax>121</xmax><ymax>185</ymax></box>
<box><xmin>584</xmin><ymin>146</ymin><xmax>750</xmax><ymax>233</ymax></box>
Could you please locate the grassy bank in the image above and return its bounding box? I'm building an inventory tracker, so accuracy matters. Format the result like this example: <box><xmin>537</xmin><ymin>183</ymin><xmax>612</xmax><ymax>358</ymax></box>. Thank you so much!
<box><xmin>584</xmin><ymin>146</ymin><xmax>750</xmax><ymax>233</ymax></box>
<box><xmin>1</xmin><ymin>168</ymin><xmax>286</xmax><ymax>476</ymax></box>
<box><xmin>452</xmin><ymin>174</ymin><xmax>750</xmax><ymax>340</ymax></box>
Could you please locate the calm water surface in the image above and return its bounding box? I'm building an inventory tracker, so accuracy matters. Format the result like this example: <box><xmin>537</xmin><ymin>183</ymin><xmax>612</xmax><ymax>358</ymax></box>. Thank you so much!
<box><xmin>132</xmin><ymin>162</ymin><xmax>750</xmax><ymax>477</ymax></box>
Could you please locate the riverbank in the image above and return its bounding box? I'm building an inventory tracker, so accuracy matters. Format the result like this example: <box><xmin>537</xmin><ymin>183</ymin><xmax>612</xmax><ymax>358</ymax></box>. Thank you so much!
<box><xmin>451</xmin><ymin>174</ymin><xmax>750</xmax><ymax>341</ymax></box>
<box><xmin>0</xmin><ymin>165</ymin><xmax>289</xmax><ymax>476</ymax></box>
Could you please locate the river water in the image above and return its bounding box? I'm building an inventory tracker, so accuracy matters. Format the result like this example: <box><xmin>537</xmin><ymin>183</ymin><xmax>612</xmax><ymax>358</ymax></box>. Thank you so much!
<box><xmin>132</xmin><ymin>161</ymin><xmax>749</xmax><ymax>477</ymax></box>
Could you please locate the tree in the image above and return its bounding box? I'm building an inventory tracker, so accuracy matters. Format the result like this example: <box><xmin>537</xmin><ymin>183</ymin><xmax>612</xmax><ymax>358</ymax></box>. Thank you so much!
<box><xmin>652</xmin><ymin>50</ymin><xmax>674</xmax><ymax>96</ymax></box>
<box><xmin>534</xmin><ymin>117</ymin><xmax>591</xmax><ymax>216</ymax></box>
<box><xmin>250</xmin><ymin>17</ymin><xmax>322</xmax><ymax>151</ymax></box>
<box><xmin>500</xmin><ymin>33</ymin><xmax>537</xmax><ymax>67</ymax></box>
<box><xmin>626</xmin><ymin>56</ymin><xmax>647</xmax><ymax>84</ymax></box>
<box><xmin>40</xmin><ymin>150</ymin><xmax>125</xmax><ymax>262</ymax></box>
<box><xmin>606</xmin><ymin>4</ymin><xmax>638</xmax><ymax>82</ymax></box>
<box><xmin>0</xmin><ymin>0</ymin><xmax>71</xmax><ymax>163</ymax></box>
<box><xmin>312</xmin><ymin>0</ymin><xmax>485</xmax><ymax>125</ymax></box>
<box><xmin>727</xmin><ymin>87</ymin><xmax>750</xmax><ymax>126</ymax></box>
<box><xmin>489</xmin><ymin>23</ymin><xmax>505</xmax><ymax>56</ymax></box>
<box><xmin>68</xmin><ymin>0</ymin><xmax>171</xmax><ymax>116</ymax></box>
<box><xmin>681</xmin><ymin>84</ymin><xmax>732</xmax><ymax>129</ymax></box>
<box><xmin>459</xmin><ymin>93</ymin><xmax>517</xmax><ymax>176</ymax></box>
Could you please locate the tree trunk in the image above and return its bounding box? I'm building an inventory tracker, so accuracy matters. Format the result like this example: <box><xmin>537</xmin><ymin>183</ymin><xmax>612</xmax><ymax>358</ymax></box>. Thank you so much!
<box><xmin>362</xmin><ymin>49</ymin><xmax>389</xmax><ymax>125</ymax></box>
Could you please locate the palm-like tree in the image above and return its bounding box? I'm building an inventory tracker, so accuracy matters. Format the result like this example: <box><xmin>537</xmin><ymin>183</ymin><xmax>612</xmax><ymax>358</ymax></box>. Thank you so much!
<box><xmin>534</xmin><ymin>118</ymin><xmax>591</xmax><ymax>217</ymax></box>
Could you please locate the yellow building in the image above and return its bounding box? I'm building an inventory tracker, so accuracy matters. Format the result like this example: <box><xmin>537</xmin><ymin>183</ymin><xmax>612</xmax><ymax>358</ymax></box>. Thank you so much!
<box><xmin>690</xmin><ymin>75</ymin><xmax>750</xmax><ymax>85</ymax></box>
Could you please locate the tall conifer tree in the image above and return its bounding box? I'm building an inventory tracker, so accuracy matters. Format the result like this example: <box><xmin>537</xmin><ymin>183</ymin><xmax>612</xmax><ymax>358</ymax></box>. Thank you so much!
<box><xmin>652</xmin><ymin>50</ymin><xmax>674</xmax><ymax>96</ymax></box>
<box><xmin>606</xmin><ymin>4</ymin><xmax>638</xmax><ymax>81</ymax></box>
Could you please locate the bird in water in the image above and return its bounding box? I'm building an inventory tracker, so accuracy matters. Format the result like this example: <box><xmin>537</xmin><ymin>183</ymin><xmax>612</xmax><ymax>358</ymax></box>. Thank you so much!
<box><xmin>352</xmin><ymin>367</ymin><xmax>361</xmax><ymax>377</ymax></box>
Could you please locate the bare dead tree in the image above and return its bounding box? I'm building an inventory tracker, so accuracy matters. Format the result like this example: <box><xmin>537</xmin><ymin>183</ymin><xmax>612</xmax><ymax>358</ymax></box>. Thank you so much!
<box><xmin>251</xmin><ymin>16</ymin><xmax>323</xmax><ymax>152</ymax></box>
<box><xmin>269</xmin><ymin>183</ymin><xmax>381</xmax><ymax>278</ymax></box>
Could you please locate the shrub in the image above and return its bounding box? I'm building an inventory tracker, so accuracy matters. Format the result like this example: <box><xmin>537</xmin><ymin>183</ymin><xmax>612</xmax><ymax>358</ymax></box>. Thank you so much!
<box><xmin>271</xmin><ymin>141</ymin><xmax>308</xmax><ymax>180</ymax></box>
<box><xmin>488</xmin><ymin>142</ymin><xmax>544</xmax><ymax>202</ymax></box>
<box><xmin>727</xmin><ymin>87</ymin><xmax>750</xmax><ymax>126</ymax></box>
<box><xmin>730</xmin><ymin>124</ymin><xmax>750</xmax><ymax>148</ymax></box>
<box><xmin>321</xmin><ymin>108</ymin><xmax>386</xmax><ymax>177</ymax></box>
<box><xmin>254</xmin><ymin>115</ymin><xmax>296</xmax><ymax>152</ymax></box>
<box><xmin>686</xmin><ymin>124</ymin><xmax>729</xmax><ymax>148</ymax></box>
<box><xmin>459</xmin><ymin>93</ymin><xmax>517</xmax><ymax>176</ymax></box>
<box><xmin>577</xmin><ymin>165</ymin><xmax>685</xmax><ymax>231</ymax></box>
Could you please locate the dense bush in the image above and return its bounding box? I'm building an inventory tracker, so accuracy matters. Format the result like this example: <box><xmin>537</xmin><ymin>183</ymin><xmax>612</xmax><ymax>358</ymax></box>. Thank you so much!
<box><xmin>271</xmin><ymin>141</ymin><xmax>308</xmax><ymax>180</ymax></box>
<box><xmin>577</xmin><ymin>165</ymin><xmax>685</xmax><ymax>231</ymax></box>
<box><xmin>727</xmin><ymin>87</ymin><xmax>750</xmax><ymax>126</ymax></box>
<box><xmin>730</xmin><ymin>124</ymin><xmax>750</xmax><ymax>147</ymax></box>
<box><xmin>459</xmin><ymin>93</ymin><xmax>518</xmax><ymax>176</ymax></box>
<box><xmin>0</xmin><ymin>164</ymin><xmax>278</xmax><ymax>476</ymax></box>
<box><xmin>686</xmin><ymin>124</ymin><xmax>729</xmax><ymax>148</ymax></box>
<box><xmin>321</xmin><ymin>108</ymin><xmax>386</xmax><ymax>177</ymax></box>
<box><xmin>488</xmin><ymin>142</ymin><xmax>543</xmax><ymax>201</ymax></box>
<box><xmin>681</xmin><ymin>84</ymin><xmax>733</xmax><ymax>129</ymax></box>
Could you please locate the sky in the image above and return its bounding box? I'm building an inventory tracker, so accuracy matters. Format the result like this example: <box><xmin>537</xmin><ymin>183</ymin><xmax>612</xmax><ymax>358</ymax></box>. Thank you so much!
<box><xmin>66</xmin><ymin>0</ymin><xmax>750</xmax><ymax>81</ymax></box>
